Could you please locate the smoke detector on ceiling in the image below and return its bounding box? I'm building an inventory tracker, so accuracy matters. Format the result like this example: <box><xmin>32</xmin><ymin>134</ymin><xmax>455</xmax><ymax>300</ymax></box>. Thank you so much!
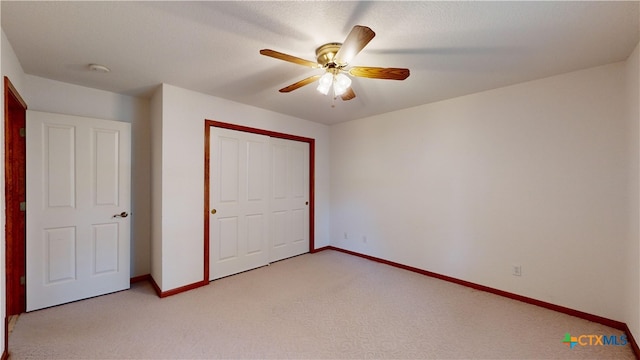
<box><xmin>88</xmin><ymin>63</ymin><xmax>110</xmax><ymax>73</ymax></box>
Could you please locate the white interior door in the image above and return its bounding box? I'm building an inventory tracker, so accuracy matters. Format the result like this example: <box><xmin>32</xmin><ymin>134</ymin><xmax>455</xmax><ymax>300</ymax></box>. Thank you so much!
<box><xmin>26</xmin><ymin>111</ymin><xmax>131</xmax><ymax>311</ymax></box>
<box><xmin>269</xmin><ymin>138</ymin><xmax>309</xmax><ymax>262</ymax></box>
<box><xmin>210</xmin><ymin>127</ymin><xmax>270</xmax><ymax>280</ymax></box>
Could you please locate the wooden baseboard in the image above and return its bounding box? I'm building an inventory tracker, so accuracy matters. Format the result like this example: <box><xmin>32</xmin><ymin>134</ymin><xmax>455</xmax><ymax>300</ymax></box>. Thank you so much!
<box><xmin>311</xmin><ymin>245</ymin><xmax>331</xmax><ymax>253</ymax></box>
<box><xmin>130</xmin><ymin>274</ymin><xmax>151</xmax><ymax>284</ymax></box>
<box><xmin>623</xmin><ymin>323</ymin><xmax>640</xmax><ymax>359</ymax></box>
<box><xmin>319</xmin><ymin>246</ymin><xmax>639</xmax><ymax>357</ymax></box>
<box><xmin>159</xmin><ymin>281</ymin><xmax>208</xmax><ymax>298</ymax></box>
<box><xmin>147</xmin><ymin>275</ymin><xmax>208</xmax><ymax>298</ymax></box>
<box><xmin>148</xmin><ymin>276</ymin><xmax>162</xmax><ymax>296</ymax></box>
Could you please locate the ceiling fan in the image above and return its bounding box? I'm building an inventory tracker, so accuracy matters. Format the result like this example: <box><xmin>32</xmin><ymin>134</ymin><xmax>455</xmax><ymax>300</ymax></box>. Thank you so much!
<box><xmin>260</xmin><ymin>25</ymin><xmax>410</xmax><ymax>101</ymax></box>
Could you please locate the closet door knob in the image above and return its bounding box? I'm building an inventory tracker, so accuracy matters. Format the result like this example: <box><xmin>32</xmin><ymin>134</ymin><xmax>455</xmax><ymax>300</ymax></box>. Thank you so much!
<box><xmin>211</xmin><ymin>209</ymin><xmax>217</xmax><ymax>215</ymax></box>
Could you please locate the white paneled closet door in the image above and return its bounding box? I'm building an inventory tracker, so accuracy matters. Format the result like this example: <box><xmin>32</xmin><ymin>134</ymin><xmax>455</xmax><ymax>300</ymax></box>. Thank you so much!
<box><xmin>26</xmin><ymin>111</ymin><xmax>131</xmax><ymax>311</ymax></box>
<box><xmin>210</xmin><ymin>127</ymin><xmax>271</xmax><ymax>280</ymax></box>
<box><xmin>269</xmin><ymin>138</ymin><xmax>309</xmax><ymax>262</ymax></box>
<box><xmin>209</xmin><ymin>127</ymin><xmax>310</xmax><ymax>280</ymax></box>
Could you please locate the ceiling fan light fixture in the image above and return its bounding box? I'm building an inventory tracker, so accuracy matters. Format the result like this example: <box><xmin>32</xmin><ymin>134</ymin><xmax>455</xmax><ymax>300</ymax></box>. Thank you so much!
<box><xmin>316</xmin><ymin>73</ymin><xmax>333</xmax><ymax>95</ymax></box>
<box><xmin>261</xmin><ymin>25</ymin><xmax>408</xmax><ymax>102</ymax></box>
<box><xmin>333</xmin><ymin>73</ymin><xmax>352</xmax><ymax>96</ymax></box>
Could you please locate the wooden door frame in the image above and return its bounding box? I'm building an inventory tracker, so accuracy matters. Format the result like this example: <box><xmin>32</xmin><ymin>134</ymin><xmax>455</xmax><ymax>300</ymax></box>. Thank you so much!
<box><xmin>4</xmin><ymin>77</ymin><xmax>27</xmax><ymax>356</ymax></box>
<box><xmin>203</xmin><ymin>120</ymin><xmax>315</xmax><ymax>282</ymax></box>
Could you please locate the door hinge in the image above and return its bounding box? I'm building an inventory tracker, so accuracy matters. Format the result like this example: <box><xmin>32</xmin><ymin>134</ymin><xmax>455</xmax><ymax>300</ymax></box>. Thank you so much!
<box><xmin>19</xmin><ymin>276</ymin><xmax>25</xmax><ymax>285</ymax></box>
<box><xmin>19</xmin><ymin>128</ymin><xmax>25</xmax><ymax>137</ymax></box>
<box><xmin>19</xmin><ymin>202</ymin><xmax>26</xmax><ymax>211</ymax></box>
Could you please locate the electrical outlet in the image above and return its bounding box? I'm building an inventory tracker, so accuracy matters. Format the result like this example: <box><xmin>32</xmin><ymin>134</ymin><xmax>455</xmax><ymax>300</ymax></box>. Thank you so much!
<box><xmin>512</xmin><ymin>265</ymin><xmax>522</xmax><ymax>276</ymax></box>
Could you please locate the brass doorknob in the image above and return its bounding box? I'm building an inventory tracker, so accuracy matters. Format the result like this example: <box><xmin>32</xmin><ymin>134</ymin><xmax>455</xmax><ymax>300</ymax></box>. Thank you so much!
<box><xmin>113</xmin><ymin>211</ymin><xmax>129</xmax><ymax>218</ymax></box>
<box><xmin>211</xmin><ymin>209</ymin><xmax>217</xmax><ymax>215</ymax></box>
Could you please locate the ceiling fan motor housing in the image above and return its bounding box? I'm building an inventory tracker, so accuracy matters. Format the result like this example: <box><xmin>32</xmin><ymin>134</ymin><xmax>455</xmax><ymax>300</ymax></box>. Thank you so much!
<box><xmin>316</xmin><ymin>43</ymin><xmax>343</xmax><ymax>68</ymax></box>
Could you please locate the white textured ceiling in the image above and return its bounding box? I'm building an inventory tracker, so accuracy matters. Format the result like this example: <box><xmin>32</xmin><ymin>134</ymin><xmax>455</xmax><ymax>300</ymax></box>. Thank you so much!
<box><xmin>2</xmin><ymin>1</ymin><xmax>639</xmax><ymax>125</ymax></box>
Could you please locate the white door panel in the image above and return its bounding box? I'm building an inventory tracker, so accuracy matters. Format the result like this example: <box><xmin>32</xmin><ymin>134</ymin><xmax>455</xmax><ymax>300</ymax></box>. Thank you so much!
<box><xmin>210</xmin><ymin>128</ymin><xmax>270</xmax><ymax>280</ymax></box>
<box><xmin>27</xmin><ymin>111</ymin><xmax>131</xmax><ymax>311</ymax></box>
<box><xmin>269</xmin><ymin>138</ymin><xmax>309</xmax><ymax>262</ymax></box>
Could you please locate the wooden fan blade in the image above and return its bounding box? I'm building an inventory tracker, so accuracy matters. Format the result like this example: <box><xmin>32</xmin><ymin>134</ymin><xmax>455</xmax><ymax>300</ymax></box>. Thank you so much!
<box><xmin>279</xmin><ymin>75</ymin><xmax>322</xmax><ymax>93</ymax></box>
<box><xmin>349</xmin><ymin>67</ymin><xmax>410</xmax><ymax>80</ymax></box>
<box><xmin>334</xmin><ymin>25</ymin><xmax>376</xmax><ymax>65</ymax></box>
<box><xmin>260</xmin><ymin>49</ymin><xmax>319</xmax><ymax>68</ymax></box>
<box><xmin>340</xmin><ymin>87</ymin><xmax>356</xmax><ymax>101</ymax></box>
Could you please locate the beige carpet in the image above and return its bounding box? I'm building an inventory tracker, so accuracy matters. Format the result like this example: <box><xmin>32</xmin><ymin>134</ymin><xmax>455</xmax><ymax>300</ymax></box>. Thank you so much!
<box><xmin>8</xmin><ymin>250</ymin><xmax>635</xmax><ymax>359</ymax></box>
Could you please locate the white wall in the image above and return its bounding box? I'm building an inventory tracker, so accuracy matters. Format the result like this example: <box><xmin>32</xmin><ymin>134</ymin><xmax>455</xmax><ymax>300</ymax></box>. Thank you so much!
<box><xmin>331</xmin><ymin>61</ymin><xmax>630</xmax><ymax>322</ymax></box>
<box><xmin>151</xmin><ymin>84</ymin><xmax>330</xmax><ymax>291</ymax></box>
<box><xmin>625</xmin><ymin>41</ymin><xmax>640</xmax><ymax>342</ymax></box>
<box><xmin>2</xmin><ymin>31</ymin><xmax>24</xmax><ymax>92</ymax></box>
<box><xmin>150</xmin><ymin>86</ymin><xmax>163</xmax><ymax>288</ymax></box>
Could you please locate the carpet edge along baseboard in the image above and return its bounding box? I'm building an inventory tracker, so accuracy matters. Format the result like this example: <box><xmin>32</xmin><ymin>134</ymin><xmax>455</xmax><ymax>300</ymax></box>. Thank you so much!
<box><xmin>317</xmin><ymin>245</ymin><xmax>640</xmax><ymax>359</ymax></box>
